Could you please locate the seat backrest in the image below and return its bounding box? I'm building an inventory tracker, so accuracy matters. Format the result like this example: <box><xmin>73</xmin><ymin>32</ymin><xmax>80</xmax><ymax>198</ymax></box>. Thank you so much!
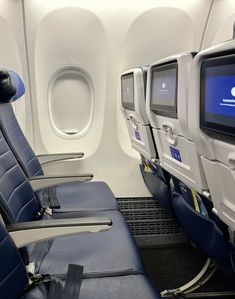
<box><xmin>146</xmin><ymin>53</ymin><xmax>208</xmax><ymax>194</ymax></box>
<box><xmin>0</xmin><ymin>70</ymin><xmax>44</xmax><ymax>178</ymax></box>
<box><xmin>188</xmin><ymin>39</ymin><xmax>235</xmax><ymax>231</ymax></box>
<box><xmin>120</xmin><ymin>67</ymin><xmax>157</xmax><ymax>160</ymax></box>
<box><xmin>0</xmin><ymin>221</ymin><xmax>28</xmax><ymax>299</ymax></box>
<box><xmin>121</xmin><ymin>67</ymin><xmax>174</xmax><ymax>212</ymax></box>
<box><xmin>0</xmin><ymin>71</ymin><xmax>41</xmax><ymax>223</ymax></box>
<box><xmin>0</xmin><ymin>128</ymin><xmax>41</xmax><ymax>224</ymax></box>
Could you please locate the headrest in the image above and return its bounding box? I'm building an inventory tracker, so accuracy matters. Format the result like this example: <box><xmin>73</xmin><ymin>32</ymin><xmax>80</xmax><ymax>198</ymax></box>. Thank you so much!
<box><xmin>0</xmin><ymin>70</ymin><xmax>25</xmax><ymax>103</ymax></box>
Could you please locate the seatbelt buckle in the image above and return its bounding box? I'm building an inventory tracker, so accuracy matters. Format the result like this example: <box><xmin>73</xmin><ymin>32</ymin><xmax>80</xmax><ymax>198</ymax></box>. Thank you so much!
<box><xmin>45</xmin><ymin>207</ymin><xmax>53</xmax><ymax>216</ymax></box>
<box><xmin>26</xmin><ymin>262</ymin><xmax>36</xmax><ymax>276</ymax></box>
<box><xmin>37</xmin><ymin>207</ymin><xmax>45</xmax><ymax>218</ymax></box>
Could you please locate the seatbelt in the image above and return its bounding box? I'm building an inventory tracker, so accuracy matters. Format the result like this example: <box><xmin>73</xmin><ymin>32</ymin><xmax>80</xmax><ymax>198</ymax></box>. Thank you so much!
<box><xmin>24</xmin><ymin>264</ymin><xmax>84</xmax><ymax>298</ymax></box>
<box><xmin>29</xmin><ymin>239</ymin><xmax>54</xmax><ymax>273</ymax></box>
<box><xmin>47</xmin><ymin>276</ymin><xmax>64</xmax><ymax>298</ymax></box>
<box><xmin>48</xmin><ymin>187</ymin><xmax>61</xmax><ymax>209</ymax></box>
<box><xmin>48</xmin><ymin>264</ymin><xmax>84</xmax><ymax>299</ymax></box>
<box><xmin>40</xmin><ymin>187</ymin><xmax>61</xmax><ymax>210</ymax></box>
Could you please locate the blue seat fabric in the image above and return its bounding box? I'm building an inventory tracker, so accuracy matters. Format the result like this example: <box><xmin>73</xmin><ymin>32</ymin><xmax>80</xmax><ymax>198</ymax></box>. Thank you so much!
<box><xmin>0</xmin><ymin>224</ymin><xmax>28</xmax><ymax>299</ymax></box>
<box><xmin>0</xmin><ymin>131</ymin><xmax>41</xmax><ymax>224</ymax></box>
<box><xmin>47</xmin><ymin>181</ymin><xmax>118</xmax><ymax>211</ymax></box>
<box><xmin>0</xmin><ymin>127</ymin><xmax>143</xmax><ymax>277</ymax></box>
<box><xmin>0</xmin><ymin>70</ymin><xmax>161</xmax><ymax>298</ymax></box>
<box><xmin>0</xmin><ymin>101</ymin><xmax>118</xmax><ymax>211</ymax></box>
<box><xmin>0</xmin><ymin>220</ymin><xmax>161</xmax><ymax>299</ymax></box>
<box><xmin>22</xmin><ymin>275</ymin><xmax>160</xmax><ymax>299</ymax></box>
<box><xmin>29</xmin><ymin>211</ymin><xmax>144</xmax><ymax>277</ymax></box>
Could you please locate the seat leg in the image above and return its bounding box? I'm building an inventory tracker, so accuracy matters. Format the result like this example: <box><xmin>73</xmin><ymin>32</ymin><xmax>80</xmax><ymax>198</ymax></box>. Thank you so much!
<box><xmin>161</xmin><ymin>258</ymin><xmax>216</xmax><ymax>297</ymax></box>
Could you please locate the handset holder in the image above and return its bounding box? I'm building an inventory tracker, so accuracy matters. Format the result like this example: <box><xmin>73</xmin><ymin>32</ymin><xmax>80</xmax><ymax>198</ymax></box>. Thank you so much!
<box><xmin>130</xmin><ymin>115</ymin><xmax>138</xmax><ymax>130</ymax></box>
<box><xmin>162</xmin><ymin>124</ymin><xmax>176</xmax><ymax>145</ymax></box>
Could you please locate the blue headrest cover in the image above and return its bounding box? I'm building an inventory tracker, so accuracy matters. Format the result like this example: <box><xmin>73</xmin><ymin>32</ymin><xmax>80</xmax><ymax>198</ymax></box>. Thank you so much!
<box><xmin>0</xmin><ymin>70</ymin><xmax>25</xmax><ymax>103</ymax></box>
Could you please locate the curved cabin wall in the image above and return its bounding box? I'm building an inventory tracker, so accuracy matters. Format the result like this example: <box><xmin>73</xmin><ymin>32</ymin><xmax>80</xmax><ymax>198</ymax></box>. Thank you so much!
<box><xmin>0</xmin><ymin>0</ymin><xmax>32</xmax><ymax>141</ymax></box>
<box><xmin>118</xmin><ymin>6</ymin><xmax>201</xmax><ymax>157</ymax></box>
<box><xmin>0</xmin><ymin>0</ymin><xmax>213</xmax><ymax>196</ymax></box>
<box><xmin>202</xmin><ymin>0</ymin><xmax>235</xmax><ymax>48</ymax></box>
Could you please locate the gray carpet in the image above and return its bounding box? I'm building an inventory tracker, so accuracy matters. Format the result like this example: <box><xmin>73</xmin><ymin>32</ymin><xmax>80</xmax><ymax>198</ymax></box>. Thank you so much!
<box><xmin>140</xmin><ymin>245</ymin><xmax>235</xmax><ymax>294</ymax></box>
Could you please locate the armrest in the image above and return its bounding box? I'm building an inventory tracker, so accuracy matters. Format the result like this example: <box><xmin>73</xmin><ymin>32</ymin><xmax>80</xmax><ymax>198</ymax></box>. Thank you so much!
<box><xmin>7</xmin><ymin>217</ymin><xmax>112</xmax><ymax>248</ymax></box>
<box><xmin>29</xmin><ymin>173</ymin><xmax>93</xmax><ymax>191</ymax></box>
<box><xmin>37</xmin><ymin>153</ymin><xmax>84</xmax><ymax>166</ymax></box>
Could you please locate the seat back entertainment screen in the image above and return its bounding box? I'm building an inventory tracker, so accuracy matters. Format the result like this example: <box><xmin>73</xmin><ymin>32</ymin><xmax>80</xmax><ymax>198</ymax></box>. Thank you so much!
<box><xmin>150</xmin><ymin>62</ymin><xmax>178</xmax><ymax>118</ymax></box>
<box><xmin>200</xmin><ymin>54</ymin><xmax>235</xmax><ymax>137</ymax></box>
<box><xmin>121</xmin><ymin>73</ymin><xmax>134</xmax><ymax>111</ymax></box>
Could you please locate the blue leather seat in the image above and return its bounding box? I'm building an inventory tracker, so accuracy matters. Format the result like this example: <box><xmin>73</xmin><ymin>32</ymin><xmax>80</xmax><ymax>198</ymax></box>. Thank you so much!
<box><xmin>171</xmin><ymin>178</ymin><xmax>235</xmax><ymax>278</ymax></box>
<box><xmin>0</xmin><ymin>124</ymin><xmax>144</xmax><ymax>277</ymax></box>
<box><xmin>22</xmin><ymin>275</ymin><xmax>160</xmax><ymax>299</ymax></box>
<box><xmin>0</xmin><ymin>70</ymin><xmax>118</xmax><ymax>211</ymax></box>
<box><xmin>0</xmin><ymin>222</ymin><xmax>161</xmax><ymax>299</ymax></box>
<box><xmin>29</xmin><ymin>210</ymin><xmax>144</xmax><ymax>277</ymax></box>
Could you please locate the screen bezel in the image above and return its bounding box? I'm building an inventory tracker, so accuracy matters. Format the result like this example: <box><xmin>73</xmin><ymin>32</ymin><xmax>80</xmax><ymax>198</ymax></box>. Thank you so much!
<box><xmin>150</xmin><ymin>61</ymin><xmax>178</xmax><ymax>119</ymax></box>
<box><xmin>200</xmin><ymin>54</ymin><xmax>235</xmax><ymax>138</ymax></box>
<box><xmin>121</xmin><ymin>72</ymin><xmax>135</xmax><ymax>111</ymax></box>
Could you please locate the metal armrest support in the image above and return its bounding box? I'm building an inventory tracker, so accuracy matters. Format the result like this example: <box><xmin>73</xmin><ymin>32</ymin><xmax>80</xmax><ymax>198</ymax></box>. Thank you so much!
<box><xmin>7</xmin><ymin>217</ymin><xmax>112</xmax><ymax>248</ymax></box>
<box><xmin>37</xmin><ymin>153</ymin><xmax>84</xmax><ymax>166</ymax></box>
<box><xmin>29</xmin><ymin>173</ymin><xmax>93</xmax><ymax>191</ymax></box>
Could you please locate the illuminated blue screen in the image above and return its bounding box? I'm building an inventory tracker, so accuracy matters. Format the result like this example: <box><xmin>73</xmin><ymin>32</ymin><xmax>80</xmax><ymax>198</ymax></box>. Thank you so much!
<box><xmin>205</xmin><ymin>66</ymin><xmax>235</xmax><ymax>117</ymax></box>
<box><xmin>203</xmin><ymin>62</ymin><xmax>235</xmax><ymax>130</ymax></box>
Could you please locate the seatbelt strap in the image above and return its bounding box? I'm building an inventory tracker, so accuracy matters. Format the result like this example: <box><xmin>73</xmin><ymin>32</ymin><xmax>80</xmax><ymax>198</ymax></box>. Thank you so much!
<box><xmin>30</xmin><ymin>239</ymin><xmax>54</xmax><ymax>272</ymax></box>
<box><xmin>63</xmin><ymin>264</ymin><xmax>84</xmax><ymax>298</ymax></box>
<box><xmin>47</xmin><ymin>276</ymin><xmax>64</xmax><ymax>298</ymax></box>
<box><xmin>23</xmin><ymin>274</ymin><xmax>52</xmax><ymax>294</ymax></box>
<box><xmin>48</xmin><ymin>187</ymin><xmax>61</xmax><ymax>209</ymax></box>
<box><xmin>48</xmin><ymin>264</ymin><xmax>84</xmax><ymax>299</ymax></box>
<box><xmin>40</xmin><ymin>187</ymin><xmax>61</xmax><ymax>210</ymax></box>
<box><xmin>24</xmin><ymin>264</ymin><xmax>83</xmax><ymax>298</ymax></box>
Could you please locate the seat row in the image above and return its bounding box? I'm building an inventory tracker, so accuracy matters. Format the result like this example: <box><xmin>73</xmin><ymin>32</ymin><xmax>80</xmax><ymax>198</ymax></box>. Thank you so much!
<box><xmin>120</xmin><ymin>38</ymin><xmax>235</xmax><ymax>279</ymax></box>
<box><xmin>0</xmin><ymin>71</ymin><xmax>161</xmax><ymax>298</ymax></box>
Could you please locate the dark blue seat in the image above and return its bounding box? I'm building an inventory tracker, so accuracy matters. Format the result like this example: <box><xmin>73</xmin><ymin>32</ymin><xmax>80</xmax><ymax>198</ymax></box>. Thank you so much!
<box><xmin>171</xmin><ymin>178</ymin><xmax>235</xmax><ymax>278</ymax></box>
<box><xmin>0</xmin><ymin>70</ymin><xmax>118</xmax><ymax>211</ymax></box>
<box><xmin>0</xmin><ymin>222</ymin><xmax>161</xmax><ymax>299</ymax></box>
<box><xmin>140</xmin><ymin>160</ymin><xmax>173</xmax><ymax>214</ymax></box>
<box><xmin>22</xmin><ymin>275</ymin><xmax>160</xmax><ymax>299</ymax></box>
<box><xmin>0</xmin><ymin>121</ymin><xmax>144</xmax><ymax>277</ymax></box>
<box><xmin>28</xmin><ymin>210</ymin><xmax>144</xmax><ymax>277</ymax></box>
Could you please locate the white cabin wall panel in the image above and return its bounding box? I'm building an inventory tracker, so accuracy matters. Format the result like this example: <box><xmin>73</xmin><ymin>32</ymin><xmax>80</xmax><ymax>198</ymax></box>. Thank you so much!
<box><xmin>32</xmin><ymin>8</ymin><xmax>107</xmax><ymax>155</ymax></box>
<box><xmin>0</xmin><ymin>0</ymin><xmax>32</xmax><ymax>142</ymax></box>
<box><xmin>24</xmin><ymin>0</ymin><xmax>211</xmax><ymax>197</ymax></box>
<box><xmin>202</xmin><ymin>0</ymin><xmax>235</xmax><ymax>49</ymax></box>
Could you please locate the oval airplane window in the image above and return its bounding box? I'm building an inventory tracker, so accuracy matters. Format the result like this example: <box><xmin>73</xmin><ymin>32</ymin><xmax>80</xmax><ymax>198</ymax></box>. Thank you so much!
<box><xmin>48</xmin><ymin>66</ymin><xmax>94</xmax><ymax>139</ymax></box>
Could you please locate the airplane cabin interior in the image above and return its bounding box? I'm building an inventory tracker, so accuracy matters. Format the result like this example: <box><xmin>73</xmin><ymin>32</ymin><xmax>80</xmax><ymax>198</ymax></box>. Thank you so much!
<box><xmin>1</xmin><ymin>0</ymin><xmax>235</xmax><ymax>298</ymax></box>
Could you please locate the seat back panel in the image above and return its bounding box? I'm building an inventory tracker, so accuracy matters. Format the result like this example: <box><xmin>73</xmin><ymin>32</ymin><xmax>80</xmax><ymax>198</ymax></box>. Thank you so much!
<box><xmin>0</xmin><ymin>129</ymin><xmax>40</xmax><ymax>223</ymax></box>
<box><xmin>0</xmin><ymin>103</ymin><xmax>44</xmax><ymax>177</ymax></box>
<box><xmin>146</xmin><ymin>53</ymin><xmax>208</xmax><ymax>193</ymax></box>
<box><xmin>0</xmin><ymin>224</ymin><xmax>28</xmax><ymax>299</ymax></box>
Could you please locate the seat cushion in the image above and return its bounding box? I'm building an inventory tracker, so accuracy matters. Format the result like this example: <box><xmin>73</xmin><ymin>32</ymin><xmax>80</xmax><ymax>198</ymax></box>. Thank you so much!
<box><xmin>28</xmin><ymin>211</ymin><xmax>144</xmax><ymax>277</ymax></box>
<box><xmin>22</xmin><ymin>275</ymin><xmax>160</xmax><ymax>299</ymax></box>
<box><xmin>40</xmin><ymin>181</ymin><xmax>119</xmax><ymax>211</ymax></box>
